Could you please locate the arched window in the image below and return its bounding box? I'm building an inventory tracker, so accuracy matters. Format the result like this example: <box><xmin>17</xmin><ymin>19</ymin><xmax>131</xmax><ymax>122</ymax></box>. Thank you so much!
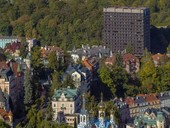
<box><xmin>83</xmin><ymin>116</ymin><xmax>86</xmax><ymax>122</ymax></box>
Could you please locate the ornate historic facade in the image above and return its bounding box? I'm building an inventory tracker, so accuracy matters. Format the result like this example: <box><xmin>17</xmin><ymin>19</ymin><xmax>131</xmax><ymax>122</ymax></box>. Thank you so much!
<box><xmin>134</xmin><ymin>108</ymin><xmax>165</xmax><ymax>128</ymax></box>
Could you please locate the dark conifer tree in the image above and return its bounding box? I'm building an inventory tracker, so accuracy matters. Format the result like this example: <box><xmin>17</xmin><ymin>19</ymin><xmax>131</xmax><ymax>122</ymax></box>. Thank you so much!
<box><xmin>24</xmin><ymin>68</ymin><xmax>32</xmax><ymax>109</ymax></box>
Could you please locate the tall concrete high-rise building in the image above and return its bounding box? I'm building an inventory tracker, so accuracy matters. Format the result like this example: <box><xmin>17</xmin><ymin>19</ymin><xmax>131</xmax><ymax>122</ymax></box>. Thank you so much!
<box><xmin>103</xmin><ymin>7</ymin><xmax>150</xmax><ymax>57</ymax></box>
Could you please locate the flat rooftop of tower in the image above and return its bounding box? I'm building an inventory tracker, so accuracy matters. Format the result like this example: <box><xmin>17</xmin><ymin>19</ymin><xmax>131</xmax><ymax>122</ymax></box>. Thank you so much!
<box><xmin>103</xmin><ymin>7</ymin><xmax>149</xmax><ymax>13</ymax></box>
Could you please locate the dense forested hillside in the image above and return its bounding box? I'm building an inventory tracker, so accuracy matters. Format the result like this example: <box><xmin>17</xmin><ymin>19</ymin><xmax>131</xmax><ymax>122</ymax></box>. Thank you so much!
<box><xmin>0</xmin><ymin>0</ymin><xmax>170</xmax><ymax>52</ymax></box>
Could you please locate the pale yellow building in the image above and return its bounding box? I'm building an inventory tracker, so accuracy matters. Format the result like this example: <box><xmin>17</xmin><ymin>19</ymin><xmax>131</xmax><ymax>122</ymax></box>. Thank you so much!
<box><xmin>52</xmin><ymin>87</ymin><xmax>81</xmax><ymax>126</ymax></box>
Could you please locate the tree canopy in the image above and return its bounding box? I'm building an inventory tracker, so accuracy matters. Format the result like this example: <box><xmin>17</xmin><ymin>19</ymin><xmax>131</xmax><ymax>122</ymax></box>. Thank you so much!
<box><xmin>98</xmin><ymin>64</ymin><xmax>128</xmax><ymax>97</ymax></box>
<box><xmin>0</xmin><ymin>0</ymin><xmax>170</xmax><ymax>51</ymax></box>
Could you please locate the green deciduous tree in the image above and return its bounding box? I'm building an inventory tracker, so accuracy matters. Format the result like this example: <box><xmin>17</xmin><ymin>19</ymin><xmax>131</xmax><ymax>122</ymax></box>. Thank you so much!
<box><xmin>138</xmin><ymin>60</ymin><xmax>157</xmax><ymax>93</ymax></box>
<box><xmin>98</xmin><ymin>66</ymin><xmax>113</xmax><ymax>87</ymax></box>
<box><xmin>98</xmin><ymin>64</ymin><xmax>128</xmax><ymax>97</ymax></box>
<box><xmin>160</xmin><ymin>62</ymin><xmax>170</xmax><ymax>91</ymax></box>
<box><xmin>141</xmin><ymin>49</ymin><xmax>152</xmax><ymax>66</ymax></box>
<box><xmin>139</xmin><ymin>61</ymin><xmax>156</xmax><ymax>82</ymax></box>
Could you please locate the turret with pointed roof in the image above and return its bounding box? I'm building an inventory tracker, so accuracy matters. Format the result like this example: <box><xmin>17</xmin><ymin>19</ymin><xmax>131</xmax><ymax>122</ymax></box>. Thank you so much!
<box><xmin>110</xmin><ymin>109</ymin><xmax>118</xmax><ymax>128</ymax></box>
<box><xmin>97</xmin><ymin>93</ymin><xmax>106</xmax><ymax>128</ymax></box>
<box><xmin>77</xmin><ymin>94</ymin><xmax>90</xmax><ymax>128</ymax></box>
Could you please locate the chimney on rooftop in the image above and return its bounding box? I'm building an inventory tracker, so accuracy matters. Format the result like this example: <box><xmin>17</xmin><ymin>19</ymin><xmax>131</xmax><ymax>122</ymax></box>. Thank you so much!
<box><xmin>110</xmin><ymin>51</ymin><xmax>113</xmax><ymax>57</ymax></box>
<box><xmin>45</xmin><ymin>45</ymin><xmax>47</xmax><ymax>50</ymax></box>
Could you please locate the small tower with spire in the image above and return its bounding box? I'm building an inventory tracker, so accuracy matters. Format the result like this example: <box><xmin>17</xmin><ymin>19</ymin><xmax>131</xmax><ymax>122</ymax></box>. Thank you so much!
<box><xmin>89</xmin><ymin>103</ymin><xmax>94</xmax><ymax>125</ymax></box>
<box><xmin>97</xmin><ymin>93</ymin><xmax>106</xmax><ymax>128</ymax></box>
<box><xmin>78</xmin><ymin>94</ymin><xmax>89</xmax><ymax>128</ymax></box>
<box><xmin>110</xmin><ymin>109</ymin><xmax>117</xmax><ymax>128</ymax></box>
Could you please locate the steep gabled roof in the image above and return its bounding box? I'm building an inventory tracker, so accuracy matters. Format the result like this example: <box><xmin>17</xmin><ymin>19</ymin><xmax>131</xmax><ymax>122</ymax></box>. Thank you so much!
<box><xmin>145</xmin><ymin>94</ymin><xmax>159</xmax><ymax>103</ymax></box>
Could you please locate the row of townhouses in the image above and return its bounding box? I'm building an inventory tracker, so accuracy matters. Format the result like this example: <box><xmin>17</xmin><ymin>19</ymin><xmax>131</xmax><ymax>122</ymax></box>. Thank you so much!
<box><xmin>0</xmin><ymin>60</ymin><xmax>27</xmax><ymax>126</ymax></box>
<box><xmin>69</xmin><ymin>45</ymin><xmax>170</xmax><ymax>74</ymax></box>
<box><xmin>3</xmin><ymin>41</ymin><xmax>170</xmax><ymax>75</ymax></box>
<box><xmin>113</xmin><ymin>92</ymin><xmax>170</xmax><ymax>128</ymax></box>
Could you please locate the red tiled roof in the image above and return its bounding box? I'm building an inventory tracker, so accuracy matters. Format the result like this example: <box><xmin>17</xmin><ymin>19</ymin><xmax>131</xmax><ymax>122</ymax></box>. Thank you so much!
<box><xmin>124</xmin><ymin>97</ymin><xmax>135</xmax><ymax>106</ymax></box>
<box><xmin>123</xmin><ymin>53</ymin><xmax>139</xmax><ymax>62</ymax></box>
<box><xmin>105</xmin><ymin>55</ymin><xmax>116</xmax><ymax>65</ymax></box>
<box><xmin>5</xmin><ymin>42</ymin><xmax>21</xmax><ymax>53</ymax></box>
<box><xmin>41</xmin><ymin>46</ymin><xmax>63</xmax><ymax>58</ymax></box>
<box><xmin>137</xmin><ymin>94</ymin><xmax>145</xmax><ymax>97</ymax></box>
<box><xmin>137</xmin><ymin>94</ymin><xmax>159</xmax><ymax>103</ymax></box>
<box><xmin>152</xmin><ymin>53</ymin><xmax>164</xmax><ymax>61</ymax></box>
<box><xmin>145</xmin><ymin>94</ymin><xmax>159</xmax><ymax>103</ymax></box>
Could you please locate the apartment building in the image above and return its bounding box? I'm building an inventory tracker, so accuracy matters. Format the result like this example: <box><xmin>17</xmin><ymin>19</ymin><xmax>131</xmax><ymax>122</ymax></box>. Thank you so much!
<box><xmin>103</xmin><ymin>7</ymin><xmax>150</xmax><ymax>56</ymax></box>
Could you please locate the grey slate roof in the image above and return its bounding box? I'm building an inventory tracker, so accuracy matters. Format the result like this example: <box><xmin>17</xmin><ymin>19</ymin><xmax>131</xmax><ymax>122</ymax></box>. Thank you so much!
<box><xmin>0</xmin><ymin>68</ymin><xmax>13</xmax><ymax>81</ymax></box>
<box><xmin>63</xmin><ymin>64</ymin><xmax>91</xmax><ymax>81</ymax></box>
<box><xmin>135</xmin><ymin>96</ymin><xmax>147</xmax><ymax>105</ymax></box>
<box><xmin>158</xmin><ymin>91</ymin><xmax>170</xmax><ymax>100</ymax></box>
<box><xmin>70</xmin><ymin>45</ymin><xmax>111</xmax><ymax>58</ymax></box>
